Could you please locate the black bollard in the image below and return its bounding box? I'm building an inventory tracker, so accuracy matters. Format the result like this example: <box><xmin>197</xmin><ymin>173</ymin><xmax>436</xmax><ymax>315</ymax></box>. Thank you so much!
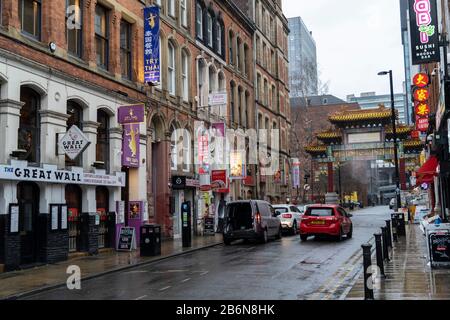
<box><xmin>381</xmin><ymin>226</ymin><xmax>390</xmax><ymax>261</ymax></box>
<box><xmin>385</xmin><ymin>220</ymin><xmax>393</xmax><ymax>248</ymax></box>
<box><xmin>374</xmin><ymin>233</ymin><xmax>385</xmax><ymax>277</ymax></box>
<box><xmin>362</xmin><ymin>243</ymin><xmax>374</xmax><ymax>300</ymax></box>
<box><xmin>391</xmin><ymin>217</ymin><xmax>398</xmax><ymax>242</ymax></box>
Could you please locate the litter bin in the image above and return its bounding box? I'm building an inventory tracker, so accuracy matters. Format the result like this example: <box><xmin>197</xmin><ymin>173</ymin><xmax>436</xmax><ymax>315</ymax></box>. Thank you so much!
<box><xmin>140</xmin><ymin>224</ymin><xmax>161</xmax><ymax>256</ymax></box>
<box><xmin>391</xmin><ymin>212</ymin><xmax>406</xmax><ymax>236</ymax></box>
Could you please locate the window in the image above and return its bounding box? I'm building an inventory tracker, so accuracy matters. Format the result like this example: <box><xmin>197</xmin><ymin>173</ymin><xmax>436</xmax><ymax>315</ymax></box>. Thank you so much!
<box><xmin>155</xmin><ymin>0</ymin><xmax>161</xmax><ymax>6</ymax></box>
<box><xmin>236</xmin><ymin>38</ymin><xmax>241</xmax><ymax>71</ymax></box>
<box><xmin>66</xmin><ymin>0</ymin><xmax>82</xmax><ymax>57</ymax></box>
<box><xmin>238</xmin><ymin>87</ymin><xmax>242</xmax><ymax>126</ymax></box>
<box><xmin>168</xmin><ymin>42</ymin><xmax>176</xmax><ymax>95</ymax></box>
<box><xmin>168</xmin><ymin>0</ymin><xmax>175</xmax><ymax>17</ymax></box>
<box><xmin>181</xmin><ymin>50</ymin><xmax>189</xmax><ymax>101</ymax></box>
<box><xmin>206</xmin><ymin>12</ymin><xmax>213</xmax><ymax>47</ymax></box>
<box><xmin>230</xmin><ymin>82</ymin><xmax>235</xmax><ymax>123</ymax></box>
<box><xmin>120</xmin><ymin>20</ymin><xmax>132</xmax><ymax>80</ymax></box>
<box><xmin>264</xmin><ymin>79</ymin><xmax>268</xmax><ymax>105</ymax></box>
<box><xmin>66</xmin><ymin>101</ymin><xmax>83</xmax><ymax>167</ymax></box>
<box><xmin>306</xmin><ymin>208</ymin><xmax>334</xmax><ymax>217</ymax></box>
<box><xmin>96</xmin><ymin>110</ymin><xmax>110</xmax><ymax>172</ymax></box>
<box><xmin>243</xmin><ymin>44</ymin><xmax>249</xmax><ymax>76</ymax></box>
<box><xmin>180</xmin><ymin>0</ymin><xmax>187</xmax><ymax>27</ymax></box>
<box><xmin>196</xmin><ymin>2</ymin><xmax>203</xmax><ymax>39</ymax></box>
<box><xmin>95</xmin><ymin>4</ymin><xmax>109</xmax><ymax>70</ymax></box>
<box><xmin>170</xmin><ymin>125</ymin><xmax>177</xmax><ymax>170</ymax></box>
<box><xmin>228</xmin><ymin>31</ymin><xmax>234</xmax><ymax>65</ymax></box>
<box><xmin>256</xmin><ymin>74</ymin><xmax>261</xmax><ymax>101</ymax></box>
<box><xmin>157</xmin><ymin>36</ymin><xmax>162</xmax><ymax>89</ymax></box>
<box><xmin>216</xmin><ymin>21</ymin><xmax>222</xmax><ymax>55</ymax></box>
<box><xmin>19</xmin><ymin>0</ymin><xmax>41</xmax><ymax>39</ymax></box>
<box><xmin>182</xmin><ymin>130</ymin><xmax>191</xmax><ymax>172</ymax></box>
<box><xmin>255</xmin><ymin>0</ymin><xmax>260</xmax><ymax>26</ymax></box>
<box><xmin>18</xmin><ymin>87</ymin><xmax>40</xmax><ymax>163</ymax></box>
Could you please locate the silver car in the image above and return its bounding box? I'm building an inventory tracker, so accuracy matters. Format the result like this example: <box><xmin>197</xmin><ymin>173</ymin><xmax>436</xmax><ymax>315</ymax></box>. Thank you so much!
<box><xmin>273</xmin><ymin>204</ymin><xmax>303</xmax><ymax>235</ymax></box>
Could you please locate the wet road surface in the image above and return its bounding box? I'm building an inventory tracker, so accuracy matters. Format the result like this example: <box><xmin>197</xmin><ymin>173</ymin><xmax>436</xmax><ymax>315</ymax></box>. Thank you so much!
<box><xmin>25</xmin><ymin>206</ymin><xmax>391</xmax><ymax>300</ymax></box>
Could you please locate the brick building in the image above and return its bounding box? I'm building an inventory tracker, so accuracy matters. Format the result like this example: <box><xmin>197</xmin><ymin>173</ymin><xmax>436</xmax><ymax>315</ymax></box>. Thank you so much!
<box><xmin>234</xmin><ymin>0</ymin><xmax>291</xmax><ymax>204</ymax></box>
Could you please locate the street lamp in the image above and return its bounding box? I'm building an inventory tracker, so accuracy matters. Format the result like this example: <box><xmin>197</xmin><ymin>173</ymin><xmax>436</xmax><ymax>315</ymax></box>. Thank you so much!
<box><xmin>378</xmin><ymin>70</ymin><xmax>402</xmax><ymax>210</ymax></box>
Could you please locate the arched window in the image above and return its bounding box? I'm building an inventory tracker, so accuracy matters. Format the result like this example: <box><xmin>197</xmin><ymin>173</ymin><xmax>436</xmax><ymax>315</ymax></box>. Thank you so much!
<box><xmin>238</xmin><ymin>87</ymin><xmax>242</xmax><ymax>126</ymax></box>
<box><xmin>195</xmin><ymin>1</ymin><xmax>203</xmax><ymax>39</ymax></box>
<box><xmin>228</xmin><ymin>30</ymin><xmax>234</xmax><ymax>65</ymax></box>
<box><xmin>236</xmin><ymin>37</ymin><xmax>242</xmax><ymax>71</ymax></box>
<box><xmin>182</xmin><ymin>129</ymin><xmax>191</xmax><ymax>172</ymax></box>
<box><xmin>180</xmin><ymin>0</ymin><xmax>188</xmax><ymax>27</ymax></box>
<box><xmin>66</xmin><ymin>101</ymin><xmax>83</xmax><ymax>167</ymax></box>
<box><xmin>96</xmin><ymin>110</ymin><xmax>110</xmax><ymax>171</ymax></box>
<box><xmin>208</xmin><ymin>65</ymin><xmax>216</xmax><ymax>94</ymax></box>
<box><xmin>170</xmin><ymin>124</ymin><xmax>178</xmax><ymax>170</ymax></box>
<box><xmin>168</xmin><ymin>41</ymin><xmax>176</xmax><ymax>95</ymax></box>
<box><xmin>18</xmin><ymin>87</ymin><xmax>40</xmax><ymax>163</ymax></box>
<box><xmin>181</xmin><ymin>50</ymin><xmax>189</xmax><ymax>102</ymax></box>
<box><xmin>230</xmin><ymin>81</ymin><xmax>235</xmax><ymax>124</ymax></box>
<box><xmin>215</xmin><ymin>20</ymin><xmax>223</xmax><ymax>55</ymax></box>
<box><xmin>206</xmin><ymin>12</ymin><xmax>213</xmax><ymax>47</ymax></box>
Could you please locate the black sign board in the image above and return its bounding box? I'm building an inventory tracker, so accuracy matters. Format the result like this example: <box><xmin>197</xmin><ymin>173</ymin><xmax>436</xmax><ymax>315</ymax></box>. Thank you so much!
<box><xmin>172</xmin><ymin>176</ymin><xmax>187</xmax><ymax>189</ymax></box>
<box><xmin>408</xmin><ymin>0</ymin><xmax>440</xmax><ymax>65</ymax></box>
<box><xmin>117</xmin><ymin>227</ymin><xmax>136</xmax><ymax>251</ymax></box>
<box><xmin>204</xmin><ymin>217</ymin><xmax>215</xmax><ymax>235</ymax></box>
<box><xmin>429</xmin><ymin>233</ymin><xmax>450</xmax><ymax>263</ymax></box>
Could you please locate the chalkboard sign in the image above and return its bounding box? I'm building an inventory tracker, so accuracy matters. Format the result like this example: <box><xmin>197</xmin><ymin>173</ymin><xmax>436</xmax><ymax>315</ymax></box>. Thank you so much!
<box><xmin>117</xmin><ymin>227</ymin><xmax>136</xmax><ymax>251</ymax></box>
<box><xmin>429</xmin><ymin>233</ymin><xmax>450</xmax><ymax>263</ymax></box>
<box><xmin>204</xmin><ymin>217</ymin><xmax>215</xmax><ymax>235</ymax></box>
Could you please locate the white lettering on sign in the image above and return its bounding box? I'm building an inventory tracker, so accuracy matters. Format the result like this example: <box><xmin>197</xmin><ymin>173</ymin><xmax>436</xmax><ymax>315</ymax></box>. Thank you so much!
<box><xmin>59</xmin><ymin>125</ymin><xmax>91</xmax><ymax>160</ymax></box>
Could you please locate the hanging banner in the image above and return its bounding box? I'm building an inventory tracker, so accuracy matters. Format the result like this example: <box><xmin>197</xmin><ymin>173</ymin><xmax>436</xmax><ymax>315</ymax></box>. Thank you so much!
<box><xmin>413</xmin><ymin>87</ymin><xmax>430</xmax><ymax>102</ymax></box>
<box><xmin>230</xmin><ymin>151</ymin><xmax>246</xmax><ymax>179</ymax></box>
<box><xmin>211</xmin><ymin>170</ymin><xmax>229</xmax><ymax>193</ymax></box>
<box><xmin>144</xmin><ymin>6</ymin><xmax>161</xmax><ymax>83</ymax></box>
<box><xmin>408</xmin><ymin>0</ymin><xmax>440</xmax><ymax>65</ymax></box>
<box><xmin>412</xmin><ymin>73</ymin><xmax>429</xmax><ymax>88</ymax></box>
<box><xmin>415</xmin><ymin>101</ymin><xmax>430</xmax><ymax>117</ymax></box>
<box><xmin>118</xmin><ymin>104</ymin><xmax>145</xmax><ymax>124</ymax></box>
<box><xmin>122</xmin><ymin>123</ymin><xmax>140</xmax><ymax>167</ymax></box>
<box><xmin>197</xmin><ymin>126</ymin><xmax>210</xmax><ymax>175</ymax></box>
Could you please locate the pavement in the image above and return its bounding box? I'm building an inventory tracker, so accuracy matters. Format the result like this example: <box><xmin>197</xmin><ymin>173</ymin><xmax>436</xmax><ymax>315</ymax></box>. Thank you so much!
<box><xmin>345</xmin><ymin>222</ymin><xmax>450</xmax><ymax>300</ymax></box>
<box><xmin>0</xmin><ymin>234</ymin><xmax>223</xmax><ymax>300</ymax></box>
<box><xmin>19</xmin><ymin>206</ymin><xmax>391</xmax><ymax>300</ymax></box>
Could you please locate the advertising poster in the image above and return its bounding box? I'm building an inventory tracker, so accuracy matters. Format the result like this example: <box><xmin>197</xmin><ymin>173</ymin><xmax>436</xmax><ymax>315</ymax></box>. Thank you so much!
<box><xmin>144</xmin><ymin>6</ymin><xmax>161</xmax><ymax>83</ymax></box>
<box><xmin>122</xmin><ymin>123</ymin><xmax>140</xmax><ymax>168</ymax></box>
<box><xmin>230</xmin><ymin>151</ymin><xmax>246</xmax><ymax>179</ymax></box>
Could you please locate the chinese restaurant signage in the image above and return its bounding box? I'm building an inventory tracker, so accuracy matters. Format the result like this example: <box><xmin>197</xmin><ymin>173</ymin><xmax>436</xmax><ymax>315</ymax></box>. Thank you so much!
<box><xmin>211</xmin><ymin>170</ymin><xmax>229</xmax><ymax>193</ymax></box>
<box><xmin>413</xmin><ymin>73</ymin><xmax>429</xmax><ymax>88</ymax></box>
<box><xmin>59</xmin><ymin>125</ymin><xmax>90</xmax><ymax>160</ymax></box>
<box><xmin>144</xmin><ymin>6</ymin><xmax>161</xmax><ymax>83</ymax></box>
<box><xmin>409</xmin><ymin>0</ymin><xmax>440</xmax><ymax>65</ymax></box>
<box><xmin>415</xmin><ymin>101</ymin><xmax>430</xmax><ymax>117</ymax></box>
<box><xmin>118</xmin><ymin>105</ymin><xmax>145</xmax><ymax>168</ymax></box>
<box><xmin>416</xmin><ymin>116</ymin><xmax>429</xmax><ymax>132</ymax></box>
<box><xmin>413</xmin><ymin>87</ymin><xmax>429</xmax><ymax>102</ymax></box>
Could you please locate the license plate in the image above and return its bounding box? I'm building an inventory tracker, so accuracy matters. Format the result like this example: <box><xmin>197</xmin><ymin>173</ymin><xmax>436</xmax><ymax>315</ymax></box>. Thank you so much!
<box><xmin>311</xmin><ymin>220</ymin><xmax>325</xmax><ymax>225</ymax></box>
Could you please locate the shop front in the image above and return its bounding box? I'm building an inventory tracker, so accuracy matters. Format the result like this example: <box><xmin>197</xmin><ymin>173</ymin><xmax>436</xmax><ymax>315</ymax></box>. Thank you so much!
<box><xmin>171</xmin><ymin>176</ymin><xmax>199</xmax><ymax>238</ymax></box>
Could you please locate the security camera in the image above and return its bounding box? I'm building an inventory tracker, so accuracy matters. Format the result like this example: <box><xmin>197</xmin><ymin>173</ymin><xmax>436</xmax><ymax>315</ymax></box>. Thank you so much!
<box><xmin>49</xmin><ymin>42</ymin><xmax>57</xmax><ymax>53</ymax></box>
<box><xmin>431</xmin><ymin>68</ymin><xmax>439</xmax><ymax>76</ymax></box>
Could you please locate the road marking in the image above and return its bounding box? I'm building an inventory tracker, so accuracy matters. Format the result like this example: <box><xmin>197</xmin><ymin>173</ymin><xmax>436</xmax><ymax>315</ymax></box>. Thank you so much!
<box><xmin>135</xmin><ymin>295</ymin><xmax>147</xmax><ymax>300</ymax></box>
<box><xmin>159</xmin><ymin>286</ymin><xmax>171</xmax><ymax>291</ymax></box>
<box><xmin>181</xmin><ymin>278</ymin><xmax>191</xmax><ymax>283</ymax></box>
<box><xmin>200</xmin><ymin>271</ymin><xmax>209</xmax><ymax>276</ymax></box>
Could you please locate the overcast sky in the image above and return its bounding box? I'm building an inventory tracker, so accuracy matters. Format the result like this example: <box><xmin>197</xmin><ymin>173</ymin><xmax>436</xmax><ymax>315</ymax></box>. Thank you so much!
<box><xmin>282</xmin><ymin>0</ymin><xmax>406</xmax><ymax>100</ymax></box>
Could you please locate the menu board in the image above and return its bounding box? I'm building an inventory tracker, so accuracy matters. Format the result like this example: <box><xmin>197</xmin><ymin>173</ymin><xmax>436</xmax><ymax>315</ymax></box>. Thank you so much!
<box><xmin>117</xmin><ymin>227</ymin><xmax>136</xmax><ymax>251</ymax></box>
<box><xmin>51</xmin><ymin>205</ymin><xmax>59</xmax><ymax>230</ymax></box>
<box><xmin>204</xmin><ymin>217</ymin><xmax>215</xmax><ymax>235</ymax></box>
<box><xmin>429</xmin><ymin>233</ymin><xmax>450</xmax><ymax>263</ymax></box>
<box><xmin>61</xmin><ymin>205</ymin><xmax>68</xmax><ymax>230</ymax></box>
<box><xmin>10</xmin><ymin>205</ymin><xmax>19</xmax><ymax>233</ymax></box>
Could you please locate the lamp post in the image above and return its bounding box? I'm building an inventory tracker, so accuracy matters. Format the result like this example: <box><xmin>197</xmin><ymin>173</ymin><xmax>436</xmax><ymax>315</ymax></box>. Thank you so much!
<box><xmin>378</xmin><ymin>70</ymin><xmax>402</xmax><ymax>210</ymax></box>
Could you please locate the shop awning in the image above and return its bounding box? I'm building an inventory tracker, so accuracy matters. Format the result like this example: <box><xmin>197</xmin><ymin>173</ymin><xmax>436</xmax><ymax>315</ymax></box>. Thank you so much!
<box><xmin>416</xmin><ymin>155</ymin><xmax>438</xmax><ymax>185</ymax></box>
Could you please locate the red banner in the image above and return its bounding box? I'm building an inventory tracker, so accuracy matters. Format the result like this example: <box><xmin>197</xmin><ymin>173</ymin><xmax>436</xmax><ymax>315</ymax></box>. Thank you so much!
<box><xmin>416</xmin><ymin>117</ymin><xmax>429</xmax><ymax>132</ymax></box>
<box><xmin>211</xmin><ymin>170</ymin><xmax>228</xmax><ymax>193</ymax></box>
<box><xmin>412</xmin><ymin>73</ymin><xmax>429</xmax><ymax>88</ymax></box>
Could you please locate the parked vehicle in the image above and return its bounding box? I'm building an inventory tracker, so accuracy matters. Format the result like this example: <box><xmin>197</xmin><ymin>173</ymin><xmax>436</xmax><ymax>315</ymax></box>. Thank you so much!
<box><xmin>299</xmin><ymin>204</ymin><xmax>353</xmax><ymax>241</ymax></box>
<box><xmin>272</xmin><ymin>204</ymin><xmax>302</xmax><ymax>235</ymax></box>
<box><xmin>297</xmin><ymin>204</ymin><xmax>312</xmax><ymax>214</ymax></box>
<box><xmin>223</xmin><ymin>200</ymin><xmax>282</xmax><ymax>245</ymax></box>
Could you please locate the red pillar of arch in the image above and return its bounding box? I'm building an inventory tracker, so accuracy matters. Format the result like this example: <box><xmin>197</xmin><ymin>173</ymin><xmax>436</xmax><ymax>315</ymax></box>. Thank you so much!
<box><xmin>328</xmin><ymin>162</ymin><xmax>334</xmax><ymax>193</ymax></box>
<box><xmin>399</xmin><ymin>158</ymin><xmax>407</xmax><ymax>190</ymax></box>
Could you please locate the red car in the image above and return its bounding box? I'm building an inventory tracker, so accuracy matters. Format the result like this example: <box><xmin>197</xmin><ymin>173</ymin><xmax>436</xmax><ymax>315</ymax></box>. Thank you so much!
<box><xmin>299</xmin><ymin>204</ymin><xmax>353</xmax><ymax>241</ymax></box>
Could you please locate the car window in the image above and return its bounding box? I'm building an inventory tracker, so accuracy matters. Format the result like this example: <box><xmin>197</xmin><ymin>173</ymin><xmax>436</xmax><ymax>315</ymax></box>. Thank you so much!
<box><xmin>290</xmin><ymin>206</ymin><xmax>299</xmax><ymax>213</ymax></box>
<box><xmin>305</xmin><ymin>208</ymin><xmax>334</xmax><ymax>217</ymax></box>
<box><xmin>274</xmin><ymin>207</ymin><xmax>288</xmax><ymax>216</ymax></box>
<box><xmin>269</xmin><ymin>205</ymin><xmax>277</xmax><ymax>217</ymax></box>
<box><xmin>338</xmin><ymin>208</ymin><xmax>347</xmax><ymax>217</ymax></box>
<box><xmin>226</xmin><ymin>202</ymin><xmax>252</xmax><ymax>218</ymax></box>
<box><xmin>259</xmin><ymin>202</ymin><xmax>271</xmax><ymax>217</ymax></box>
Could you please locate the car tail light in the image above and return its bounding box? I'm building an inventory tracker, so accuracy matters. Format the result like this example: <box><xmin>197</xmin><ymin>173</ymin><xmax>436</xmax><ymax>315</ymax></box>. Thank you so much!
<box><xmin>301</xmin><ymin>217</ymin><xmax>309</xmax><ymax>222</ymax></box>
<box><xmin>282</xmin><ymin>214</ymin><xmax>292</xmax><ymax>219</ymax></box>
<box><xmin>255</xmin><ymin>212</ymin><xmax>261</xmax><ymax>224</ymax></box>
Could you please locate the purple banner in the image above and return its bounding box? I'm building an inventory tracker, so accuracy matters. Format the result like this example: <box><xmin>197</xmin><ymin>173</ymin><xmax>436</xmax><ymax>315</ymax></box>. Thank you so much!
<box><xmin>118</xmin><ymin>104</ymin><xmax>145</xmax><ymax>124</ymax></box>
<box><xmin>122</xmin><ymin>123</ymin><xmax>140</xmax><ymax>167</ymax></box>
<box><xmin>144</xmin><ymin>6</ymin><xmax>161</xmax><ymax>83</ymax></box>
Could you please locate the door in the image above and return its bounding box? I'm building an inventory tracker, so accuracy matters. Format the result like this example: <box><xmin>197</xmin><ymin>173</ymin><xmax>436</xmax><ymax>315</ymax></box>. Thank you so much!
<box><xmin>18</xmin><ymin>182</ymin><xmax>40</xmax><ymax>265</ymax></box>
<box><xmin>338</xmin><ymin>208</ymin><xmax>351</xmax><ymax>233</ymax></box>
<box><xmin>66</xmin><ymin>185</ymin><xmax>82</xmax><ymax>252</ymax></box>
<box><xmin>96</xmin><ymin>186</ymin><xmax>110</xmax><ymax>248</ymax></box>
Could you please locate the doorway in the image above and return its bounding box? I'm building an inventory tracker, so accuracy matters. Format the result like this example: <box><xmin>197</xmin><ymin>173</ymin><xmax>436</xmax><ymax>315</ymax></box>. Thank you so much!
<box><xmin>96</xmin><ymin>186</ymin><xmax>110</xmax><ymax>248</ymax></box>
<box><xmin>17</xmin><ymin>182</ymin><xmax>40</xmax><ymax>265</ymax></box>
<box><xmin>66</xmin><ymin>184</ymin><xmax>82</xmax><ymax>252</ymax></box>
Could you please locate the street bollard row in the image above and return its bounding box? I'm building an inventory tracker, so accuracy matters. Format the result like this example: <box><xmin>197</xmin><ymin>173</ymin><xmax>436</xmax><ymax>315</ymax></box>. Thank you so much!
<box><xmin>362</xmin><ymin>216</ymin><xmax>398</xmax><ymax>300</ymax></box>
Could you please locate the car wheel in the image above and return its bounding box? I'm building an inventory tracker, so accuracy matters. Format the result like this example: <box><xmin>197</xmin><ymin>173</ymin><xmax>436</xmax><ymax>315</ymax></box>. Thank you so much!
<box><xmin>261</xmin><ymin>229</ymin><xmax>268</xmax><ymax>244</ymax></box>
<box><xmin>347</xmin><ymin>225</ymin><xmax>353</xmax><ymax>239</ymax></box>
<box><xmin>292</xmin><ymin>221</ymin><xmax>298</xmax><ymax>235</ymax></box>
<box><xmin>337</xmin><ymin>227</ymin><xmax>344</xmax><ymax>242</ymax></box>
<box><xmin>300</xmin><ymin>234</ymin><xmax>308</xmax><ymax>241</ymax></box>
<box><xmin>224</xmin><ymin>237</ymin><xmax>232</xmax><ymax>245</ymax></box>
<box><xmin>275</xmin><ymin>226</ymin><xmax>282</xmax><ymax>240</ymax></box>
